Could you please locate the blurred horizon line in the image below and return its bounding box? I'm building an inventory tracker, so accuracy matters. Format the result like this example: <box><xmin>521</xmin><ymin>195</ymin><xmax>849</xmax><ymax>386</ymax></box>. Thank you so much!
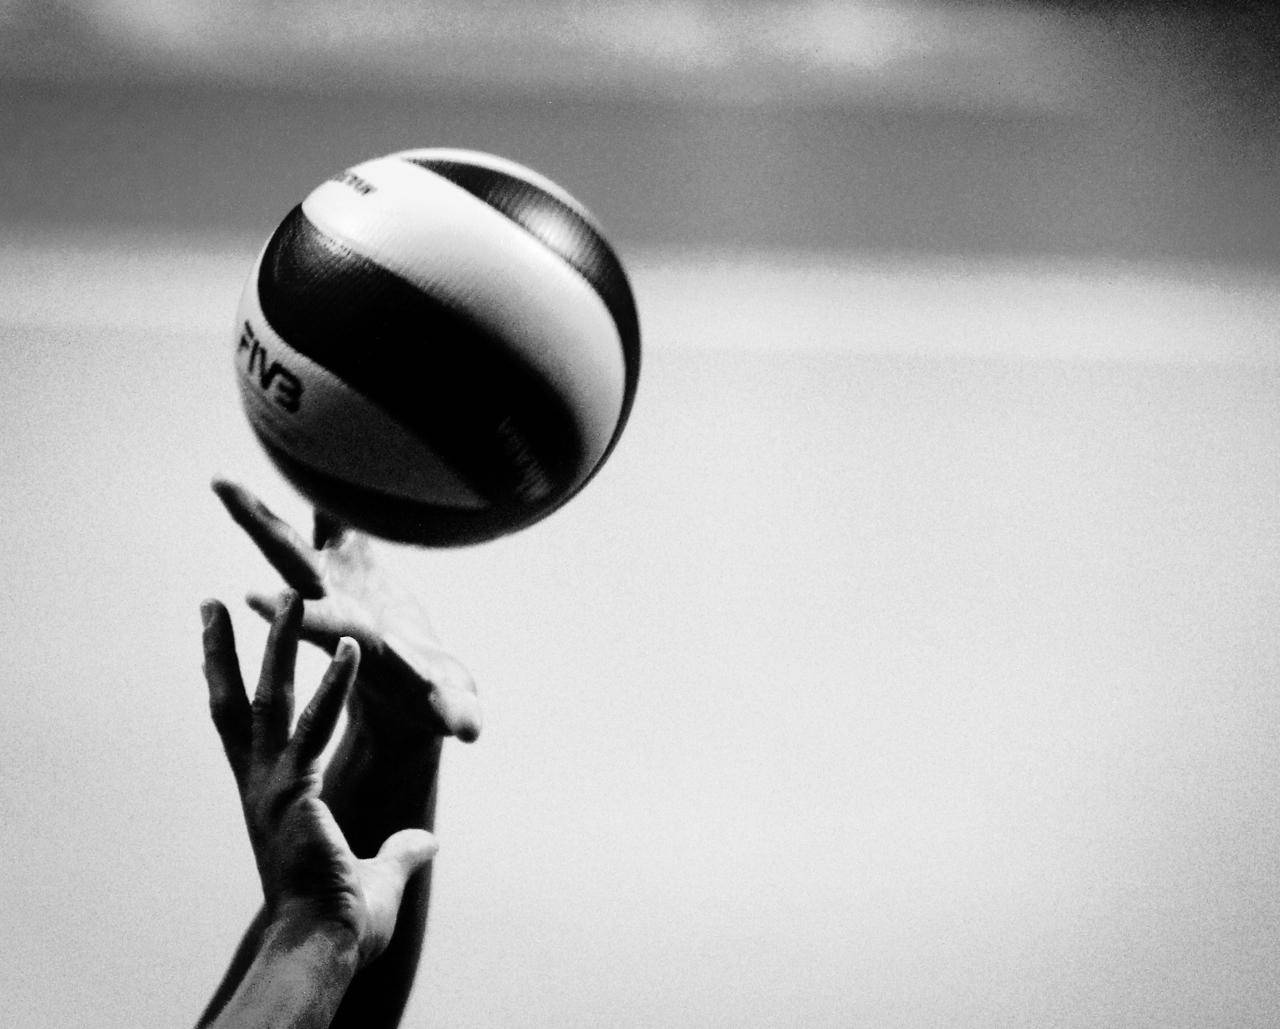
<box><xmin>7</xmin><ymin>231</ymin><xmax>1277</xmax><ymax>367</ymax></box>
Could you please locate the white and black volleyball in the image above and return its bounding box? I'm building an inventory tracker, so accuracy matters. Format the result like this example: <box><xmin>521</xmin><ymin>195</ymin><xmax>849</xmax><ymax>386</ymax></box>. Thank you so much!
<box><xmin>233</xmin><ymin>148</ymin><xmax>641</xmax><ymax>546</ymax></box>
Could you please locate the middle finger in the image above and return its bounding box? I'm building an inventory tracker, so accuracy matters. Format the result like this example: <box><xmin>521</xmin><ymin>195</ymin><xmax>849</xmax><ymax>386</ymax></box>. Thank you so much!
<box><xmin>252</xmin><ymin>590</ymin><xmax>303</xmax><ymax>755</ymax></box>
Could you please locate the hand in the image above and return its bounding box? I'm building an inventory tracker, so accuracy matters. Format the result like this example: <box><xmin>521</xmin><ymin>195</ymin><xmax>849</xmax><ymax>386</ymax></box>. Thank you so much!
<box><xmin>212</xmin><ymin>477</ymin><xmax>480</xmax><ymax>743</ymax></box>
<box><xmin>200</xmin><ymin>592</ymin><xmax>437</xmax><ymax>968</ymax></box>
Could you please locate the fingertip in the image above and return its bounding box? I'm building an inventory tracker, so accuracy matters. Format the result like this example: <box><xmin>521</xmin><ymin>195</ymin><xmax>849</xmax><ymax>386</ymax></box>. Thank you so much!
<box><xmin>440</xmin><ymin>691</ymin><xmax>483</xmax><ymax>744</ymax></box>
<box><xmin>411</xmin><ymin>829</ymin><xmax>439</xmax><ymax>861</ymax></box>
<box><xmin>210</xmin><ymin>476</ymin><xmax>241</xmax><ymax>507</ymax></box>
<box><xmin>245</xmin><ymin>592</ymin><xmax>275</xmax><ymax>619</ymax></box>
<box><xmin>335</xmin><ymin>636</ymin><xmax>361</xmax><ymax>664</ymax></box>
<box><xmin>199</xmin><ymin>598</ymin><xmax>219</xmax><ymax>630</ymax></box>
<box><xmin>325</xmin><ymin>637</ymin><xmax>361</xmax><ymax>685</ymax></box>
<box><xmin>276</xmin><ymin>587</ymin><xmax>304</xmax><ymax>624</ymax></box>
<box><xmin>200</xmin><ymin>600</ymin><xmax>232</xmax><ymax>646</ymax></box>
<box><xmin>382</xmin><ymin>829</ymin><xmax>439</xmax><ymax>874</ymax></box>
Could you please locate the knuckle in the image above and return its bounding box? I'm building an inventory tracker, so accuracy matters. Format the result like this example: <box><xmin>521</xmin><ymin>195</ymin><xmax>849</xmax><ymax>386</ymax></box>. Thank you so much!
<box><xmin>208</xmin><ymin>695</ymin><xmax>242</xmax><ymax>732</ymax></box>
<box><xmin>246</xmin><ymin>775</ymin><xmax>294</xmax><ymax>824</ymax></box>
<box><xmin>292</xmin><ymin>708</ymin><xmax>315</xmax><ymax>740</ymax></box>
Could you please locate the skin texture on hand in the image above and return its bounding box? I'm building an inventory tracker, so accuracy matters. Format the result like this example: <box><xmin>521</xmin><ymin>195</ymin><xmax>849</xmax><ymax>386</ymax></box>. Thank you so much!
<box><xmin>200</xmin><ymin>593</ymin><xmax>438</xmax><ymax>969</ymax></box>
<box><xmin>198</xmin><ymin>478</ymin><xmax>477</xmax><ymax>1029</ymax></box>
<box><xmin>202</xmin><ymin>913</ymin><xmax>360</xmax><ymax>1029</ymax></box>
<box><xmin>211</xmin><ymin>477</ymin><xmax>481</xmax><ymax>743</ymax></box>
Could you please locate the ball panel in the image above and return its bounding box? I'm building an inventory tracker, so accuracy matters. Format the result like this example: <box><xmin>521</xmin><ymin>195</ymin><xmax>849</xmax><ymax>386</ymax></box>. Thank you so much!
<box><xmin>306</xmin><ymin>156</ymin><xmax>628</xmax><ymax>462</ymax></box>
<box><xmin>234</xmin><ymin>147</ymin><xmax>642</xmax><ymax>546</ymax></box>
<box><xmin>392</xmin><ymin>147</ymin><xmax>596</xmax><ymax>218</ymax></box>
<box><xmin>235</xmin><ymin>266</ymin><xmax>487</xmax><ymax>509</ymax></box>
<box><xmin>398</xmin><ymin>152</ymin><xmax>642</xmax><ymax>387</ymax></box>
<box><xmin>257</xmin><ymin>206</ymin><xmax>586</xmax><ymax>508</ymax></box>
<box><xmin>387</xmin><ymin>150</ymin><xmax>642</xmax><ymax>497</ymax></box>
<box><xmin>254</xmin><ymin>429</ymin><xmax>544</xmax><ymax>546</ymax></box>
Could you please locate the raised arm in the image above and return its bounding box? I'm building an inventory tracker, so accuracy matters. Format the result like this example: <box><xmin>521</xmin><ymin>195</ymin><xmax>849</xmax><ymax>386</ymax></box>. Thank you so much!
<box><xmin>198</xmin><ymin>479</ymin><xmax>480</xmax><ymax>1028</ymax></box>
<box><xmin>199</xmin><ymin>596</ymin><xmax>437</xmax><ymax>1029</ymax></box>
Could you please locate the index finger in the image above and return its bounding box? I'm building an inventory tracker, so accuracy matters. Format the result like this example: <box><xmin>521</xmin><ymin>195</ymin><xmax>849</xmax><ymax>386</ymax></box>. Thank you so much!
<box><xmin>200</xmin><ymin>599</ymin><xmax>251</xmax><ymax>783</ymax></box>
<box><xmin>289</xmin><ymin>637</ymin><xmax>359</xmax><ymax>768</ymax></box>
<box><xmin>212</xmin><ymin>478</ymin><xmax>325</xmax><ymax>599</ymax></box>
<box><xmin>252</xmin><ymin>589</ymin><xmax>303</xmax><ymax>757</ymax></box>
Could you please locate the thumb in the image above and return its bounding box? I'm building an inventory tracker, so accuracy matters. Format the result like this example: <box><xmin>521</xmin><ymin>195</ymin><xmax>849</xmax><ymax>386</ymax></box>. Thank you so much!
<box><xmin>376</xmin><ymin>828</ymin><xmax>439</xmax><ymax>882</ymax></box>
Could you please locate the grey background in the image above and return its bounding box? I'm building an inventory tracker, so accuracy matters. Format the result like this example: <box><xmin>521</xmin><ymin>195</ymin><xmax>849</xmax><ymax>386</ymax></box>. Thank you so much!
<box><xmin>2</xmin><ymin>3</ymin><xmax>1278</xmax><ymax>1026</ymax></box>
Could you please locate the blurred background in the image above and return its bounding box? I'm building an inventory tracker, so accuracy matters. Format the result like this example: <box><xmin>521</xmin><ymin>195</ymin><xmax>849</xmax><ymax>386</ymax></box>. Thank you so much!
<box><xmin>2</xmin><ymin>2</ymin><xmax>1278</xmax><ymax>1026</ymax></box>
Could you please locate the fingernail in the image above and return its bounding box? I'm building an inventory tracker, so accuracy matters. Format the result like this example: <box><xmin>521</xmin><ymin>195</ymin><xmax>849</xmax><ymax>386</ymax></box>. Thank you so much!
<box><xmin>199</xmin><ymin>600</ymin><xmax>217</xmax><ymax>629</ymax></box>
<box><xmin>336</xmin><ymin>636</ymin><xmax>360</xmax><ymax>662</ymax></box>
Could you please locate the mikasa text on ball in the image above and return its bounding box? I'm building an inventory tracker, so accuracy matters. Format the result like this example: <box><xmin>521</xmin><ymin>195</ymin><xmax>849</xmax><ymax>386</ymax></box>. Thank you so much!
<box><xmin>233</xmin><ymin>148</ymin><xmax>641</xmax><ymax>546</ymax></box>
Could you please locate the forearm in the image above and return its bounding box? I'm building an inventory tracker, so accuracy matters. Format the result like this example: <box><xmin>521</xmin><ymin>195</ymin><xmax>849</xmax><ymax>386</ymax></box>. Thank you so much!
<box><xmin>199</xmin><ymin>719</ymin><xmax>442</xmax><ymax>1029</ymax></box>
<box><xmin>205</xmin><ymin>915</ymin><xmax>359</xmax><ymax>1029</ymax></box>
<box><xmin>325</xmin><ymin>712</ymin><xmax>443</xmax><ymax>1029</ymax></box>
<box><xmin>197</xmin><ymin>907</ymin><xmax>273</xmax><ymax>1028</ymax></box>
<box><xmin>202</xmin><ymin>487</ymin><xmax>467</xmax><ymax>1029</ymax></box>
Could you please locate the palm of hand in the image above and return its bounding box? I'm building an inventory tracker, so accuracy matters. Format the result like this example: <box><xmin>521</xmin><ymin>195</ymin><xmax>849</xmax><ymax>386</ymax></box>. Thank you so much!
<box><xmin>215</xmin><ymin>479</ymin><xmax>481</xmax><ymax>742</ymax></box>
<box><xmin>202</xmin><ymin>596</ymin><xmax>437</xmax><ymax>968</ymax></box>
<box><xmin>244</xmin><ymin>756</ymin><xmax>351</xmax><ymax>910</ymax></box>
<box><xmin>260</xmin><ymin>788</ymin><xmax>404</xmax><ymax>963</ymax></box>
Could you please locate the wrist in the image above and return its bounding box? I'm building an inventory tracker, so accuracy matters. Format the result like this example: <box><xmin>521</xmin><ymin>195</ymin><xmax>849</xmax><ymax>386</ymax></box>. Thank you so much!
<box><xmin>261</xmin><ymin>906</ymin><xmax>361</xmax><ymax>977</ymax></box>
<box><xmin>207</xmin><ymin>911</ymin><xmax>360</xmax><ymax>1029</ymax></box>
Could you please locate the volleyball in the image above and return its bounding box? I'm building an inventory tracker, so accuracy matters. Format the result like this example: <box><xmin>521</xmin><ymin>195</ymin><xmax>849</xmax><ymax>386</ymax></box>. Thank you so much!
<box><xmin>232</xmin><ymin>148</ymin><xmax>641</xmax><ymax>546</ymax></box>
